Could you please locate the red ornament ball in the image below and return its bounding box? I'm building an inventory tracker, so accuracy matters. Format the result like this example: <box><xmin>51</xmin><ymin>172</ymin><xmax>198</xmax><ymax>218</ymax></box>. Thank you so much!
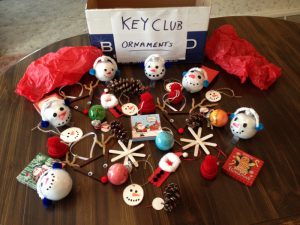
<box><xmin>178</xmin><ymin>128</ymin><xmax>184</xmax><ymax>134</ymax></box>
<box><xmin>107</xmin><ymin>163</ymin><xmax>129</xmax><ymax>185</ymax></box>
<box><xmin>100</xmin><ymin>175</ymin><xmax>108</xmax><ymax>184</ymax></box>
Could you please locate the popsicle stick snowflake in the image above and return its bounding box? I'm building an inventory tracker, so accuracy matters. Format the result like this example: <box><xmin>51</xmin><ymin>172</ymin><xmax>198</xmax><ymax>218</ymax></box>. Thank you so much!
<box><xmin>180</xmin><ymin>127</ymin><xmax>217</xmax><ymax>157</ymax></box>
<box><xmin>109</xmin><ymin>140</ymin><xmax>146</xmax><ymax>167</ymax></box>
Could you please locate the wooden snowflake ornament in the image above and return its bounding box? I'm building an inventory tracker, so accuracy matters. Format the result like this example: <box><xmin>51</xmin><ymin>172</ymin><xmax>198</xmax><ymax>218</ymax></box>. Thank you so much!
<box><xmin>109</xmin><ymin>140</ymin><xmax>146</xmax><ymax>167</ymax></box>
<box><xmin>180</xmin><ymin>127</ymin><xmax>217</xmax><ymax>157</ymax></box>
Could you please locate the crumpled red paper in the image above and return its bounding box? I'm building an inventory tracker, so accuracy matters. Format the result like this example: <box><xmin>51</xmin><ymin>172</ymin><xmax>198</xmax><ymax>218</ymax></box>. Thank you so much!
<box><xmin>205</xmin><ymin>24</ymin><xmax>281</xmax><ymax>90</ymax></box>
<box><xmin>15</xmin><ymin>46</ymin><xmax>102</xmax><ymax>102</ymax></box>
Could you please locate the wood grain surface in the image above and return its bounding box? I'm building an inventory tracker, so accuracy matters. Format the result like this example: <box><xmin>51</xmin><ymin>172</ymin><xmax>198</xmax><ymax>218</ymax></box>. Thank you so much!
<box><xmin>0</xmin><ymin>16</ymin><xmax>300</xmax><ymax>225</ymax></box>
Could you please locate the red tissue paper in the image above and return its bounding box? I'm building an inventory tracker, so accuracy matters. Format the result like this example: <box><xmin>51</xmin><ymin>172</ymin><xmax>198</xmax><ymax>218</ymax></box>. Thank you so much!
<box><xmin>205</xmin><ymin>24</ymin><xmax>281</xmax><ymax>90</ymax></box>
<box><xmin>15</xmin><ymin>46</ymin><xmax>102</xmax><ymax>102</ymax></box>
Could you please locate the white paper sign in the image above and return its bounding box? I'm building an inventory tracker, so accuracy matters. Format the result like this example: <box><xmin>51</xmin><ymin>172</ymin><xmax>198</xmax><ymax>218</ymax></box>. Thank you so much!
<box><xmin>111</xmin><ymin>8</ymin><xmax>188</xmax><ymax>63</ymax></box>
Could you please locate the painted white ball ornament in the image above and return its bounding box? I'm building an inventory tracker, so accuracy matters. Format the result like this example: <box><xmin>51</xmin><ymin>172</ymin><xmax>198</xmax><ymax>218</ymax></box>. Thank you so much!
<box><xmin>144</xmin><ymin>54</ymin><xmax>166</xmax><ymax>81</ymax></box>
<box><xmin>90</xmin><ymin>55</ymin><xmax>118</xmax><ymax>82</ymax></box>
<box><xmin>36</xmin><ymin>163</ymin><xmax>72</xmax><ymax>207</ymax></box>
<box><xmin>182</xmin><ymin>67</ymin><xmax>209</xmax><ymax>93</ymax></box>
<box><xmin>230</xmin><ymin>107</ymin><xmax>264</xmax><ymax>139</ymax></box>
<box><xmin>41</xmin><ymin>99</ymin><xmax>71</xmax><ymax>128</ymax></box>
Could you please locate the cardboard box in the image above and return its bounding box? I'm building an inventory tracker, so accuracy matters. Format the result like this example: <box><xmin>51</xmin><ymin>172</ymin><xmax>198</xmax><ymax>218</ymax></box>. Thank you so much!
<box><xmin>85</xmin><ymin>0</ymin><xmax>211</xmax><ymax>63</ymax></box>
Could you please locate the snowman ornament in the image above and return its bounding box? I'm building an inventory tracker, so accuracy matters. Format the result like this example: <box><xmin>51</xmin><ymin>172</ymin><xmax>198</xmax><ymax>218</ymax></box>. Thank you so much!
<box><xmin>230</xmin><ymin>107</ymin><xmax>264</xmax><ymax>142</ymax></box>
<box><xmin>90</xmin><ymin>55</ymin><xmax>118</xmax><ymax>82</ymax></box>
<box><xmin>41</xmin><ymin>99</ymin><xmax>71</xmax><ymax>128</ymax></box>
<box><xmin>182</xmin><ymin>67</ymin><xmax>209</xmax><ymax>93</ymax></box>
<box><xmin>144</xmin><ymin>54</ymin><xmax>166</xmax><ymax>81</ymax></box>
<box><xmin>36</xmin><ymin>162</ymin><xmax>72</xmax><ymax>207</ymax></box>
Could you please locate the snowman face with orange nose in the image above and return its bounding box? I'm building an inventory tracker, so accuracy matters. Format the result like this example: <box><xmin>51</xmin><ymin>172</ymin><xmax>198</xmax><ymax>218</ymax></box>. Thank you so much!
<box><xmin>182</xmin><ymin>67</ymin><xmax>209</xmax><ymax>93</ymax></box>
<box><xmin>41</xmin><ymin>100</ymin><xmax>71</xmax><ymax>128</ymax></box>
<box><xmin>123</xmin><ymin>184</ymin><xmax>144</xmax><ymax>206</ymax></box>
<box><xmin>144</xmin><ymin>54</ymin><xmax>166</xmax><ymax>81</ymax></box>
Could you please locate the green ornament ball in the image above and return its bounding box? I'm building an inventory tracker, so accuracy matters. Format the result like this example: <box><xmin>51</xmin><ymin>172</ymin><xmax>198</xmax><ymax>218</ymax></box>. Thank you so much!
<box><xmin>88</xmin><ymin>105</ymin><xmax>106</xmax><ymax>121</ymax></box>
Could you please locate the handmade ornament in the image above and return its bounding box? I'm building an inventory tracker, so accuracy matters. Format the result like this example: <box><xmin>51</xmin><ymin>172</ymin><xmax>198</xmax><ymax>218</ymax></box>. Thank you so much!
<box><xmin>230</xmin><ymin>107</ymin><xmax>264</xmax><ymax>141</ymax></box>
<box><xmin>131</xmin><ymin>114</ymin><xmax>162</xmax><ymax>141</ymax></box>
<box><xmin>123</xmin><ymin>184</ymin><xmax>144</xmax><ymax>206</ymax></box>
<box><xmin>107</xmin><ymin>163</ymin><xmax>129</xmax><ymax>185</ymax></box>
<box><xmin>205</xmin><ymin>88</ymin><xmax>241</xmax><ymax>103</ymax></box>
<box><xmin>47</xmin><ymin>136</ymin><xmax>69</xmax><ymax>158</ymax></box>
<box><xmin>200</xmin><ymin>155</ymin><xmax>219</xmax><ymax>180</ymax></box>
<box><xmin>89</xmin><ymin>55</ymin><xmax>118</xmax><ymax>82</ymax></box>
<box><xmin>138</xmin><ymin>92</ymin><xmax>156</xmax><ymax>114</ymax></box>
<box><xmin>155</xmin><ymin>128</ymin><xmax>174</xmax><ymax>151</ymax></box>
<box><xmin>100</xmin><ymin>89</ymin><xmax>123</xmax><ymax>118</ymax></box>
<box><xmin>222</xmin><ymin>147</ymin><xmax>264</xmax><ymax>186</ymax></box>
<box><xmin>122</xmin><ymin>160</ymin><xmax>153</xmax><ymax>206</ymax></box>
<box><xmin>110</xmin><ymin>120</ymin><xmax>129</xmax><ymax>143</ymax></box>
<box><xmin>167</xmin><ymin>83</ymin><xmax>184</xmax><ymax>105</ymax></box>
<box><xmin>109</xmin><ymin>140</ymin><xmax>146</xmax><ymax>167</ymax></box>
<box><xmin>186</xmin><ymin>112</ymin><xmax>206</xmax><ymax>129</ymax></box>
<box><xmin>144</xmin><ymin>54</ymin><xmax>166</xmax><ymax>81</ymax></box>
<box><xmin>36</xmin><ymin>162</ymin><xmax>72</xmax><ymax>207</ymax></box>
<box><xmin>88</xmin><ymin>105</ymin><xmax>106</xmax><ymax>129</ymax></box>
<box><xmin>209</xmin><ymin>109</ymin><xmax>228</xmax><ymax>127</ymax></box>
<box><xmin>162</xmin><ymin>183</ymin><xmax>181</xmax><ymax>212</ymax></box>
<box><xmin>40</xmin><ymin>99</ymin><xmax>71</xmax><ymax>128</ymax></box>
<box><xmin>149</xmin><ymin>152</ymin><xmax>187</xmax><ymax>187</ymax></box>
<box><xmin>60</xmin><ymin>127</ymin><xmax>83</xmax><ymax>143</ymax></box>
<box><xmin>121</xmin><ymin>103</ymin><xmax>139</xmax><ymax>116</ymax></box>
<box><xmin>69</xmin><ymin>132</ymin><xmax>103</xmax><ymax>160</ymax></box>
<box><xmin>180</xmin><ymin>127</ymin><xmax>217</xmax><ymax>157</ymax></box>
<box><xmin>182</xmin><ymin>67</ymin><xmax>209</xmax><ymax>93</ymax></box>
<box><xmin>164</xmin><ymin>80</ymin><xmax>182</xmax><ymax>92</ymax></box>
<box><xmin>107</xmin><ymin>78</ymin><xmax>146</xmax><ymax>96</ymax></box>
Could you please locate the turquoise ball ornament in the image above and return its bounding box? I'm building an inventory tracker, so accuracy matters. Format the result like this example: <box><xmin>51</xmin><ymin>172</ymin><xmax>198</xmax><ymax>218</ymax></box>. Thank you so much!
<box><xmin>155</xmin><ymin>131</ymin><xmax>174</xmax><ymax>151</ymax></box>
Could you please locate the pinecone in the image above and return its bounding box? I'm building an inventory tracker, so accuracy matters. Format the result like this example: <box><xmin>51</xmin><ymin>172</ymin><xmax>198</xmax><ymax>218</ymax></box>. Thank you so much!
<box><xmin>186</xmin><ymin>112</ymin><xmax>205</xmax><ymax>128</ymax></box>
<box><xmin>110</xmin><ymin>120</ymin><xmax>129</xmax><ymax>144</ymax></box>
<box><xmin>107</xmin><ymin>78</ymin><xmax>146</xmax><ymax>96</ymax></box>
<box><xmin>163</xmin><ymin>183</ymin><xmax>180</xmax><ymax>212</ymax></box>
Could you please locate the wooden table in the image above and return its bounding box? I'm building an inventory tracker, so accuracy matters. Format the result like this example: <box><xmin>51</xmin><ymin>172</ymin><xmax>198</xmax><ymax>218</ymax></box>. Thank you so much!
<box><xmin>1</xmin><ymin>16</ymin><xmax>300</xmax><ymax>225</ymax></box>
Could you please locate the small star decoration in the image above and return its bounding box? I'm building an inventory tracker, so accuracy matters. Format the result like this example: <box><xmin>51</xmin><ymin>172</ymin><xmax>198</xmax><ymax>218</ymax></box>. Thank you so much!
<box><xmin>109</xmin><ymin>140</ymin><xmax>146</xmax><ymax>167</ymax></box>
<box><xmin>180</xmin><ymin>127</ymin><xmax>217</xmax><ymax>157</ymax></box>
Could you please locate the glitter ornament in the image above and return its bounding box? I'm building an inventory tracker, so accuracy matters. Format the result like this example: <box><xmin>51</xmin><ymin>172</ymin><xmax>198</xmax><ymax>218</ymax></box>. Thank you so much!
<box><xmin>107</xmin><ymin>163</ymin><xmax>129</xmax><ymax>185</ymax></box>
<box><xmin>88</xmin><ymin>105</ymin><xmax>106</xmax><ymax>121</ymax></box>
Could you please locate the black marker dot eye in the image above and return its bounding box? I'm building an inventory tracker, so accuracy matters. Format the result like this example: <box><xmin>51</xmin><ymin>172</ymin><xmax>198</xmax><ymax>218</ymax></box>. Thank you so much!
<box><xmin>135</xmin><ymin>190</ymin><xmax>138</xmax><ymax>193</ymax></box>
<box><xmin>112</xmin><ymin>68</ymin><xmax>114</xmax><ymax>71</ymax></box>
<box><xmin>243</xmin><ymin>123</ymin><xmax>247</xmax><ymax>128</ymax></box>
<box><xmin>130</xmin><ymin>189</ymin><xmax>133</xmax><ymax>192</ymax></box>
<box><xmin>155</xmin><ymin>66</ymin><xmax>159</xmax><ymax>69</ymax></box>
<box><xmin>190</xmin><ymin>70</ymin><xmax>195</xmax><ymax>73</ymax></box>
<box><xmin>234</xmin><ymin>117</ymin><xmax>238</xmax><ymax>121</ymax></box>
<box><xmin>104</xmin><ymin>69</ymin><xmax>107</xmax><ymax>71</ymax></box>
<box><xmin>60</xmin><ymin>107</ymin><xmax>64</xmax><ymax>111</ymax></box>
<box><xmin>53</xmin><ymin>113</ymin><xmax>57</xmax><ymax>117</ymax></box>
<box><xmin>148</xmin><ymin>65</ymin><xmax>150</xmax><ymax>68</ymax></box>
<box><xmin>198</xmin><ymin>75</ymin><xmax>202</xmax><ymax>79</ymax></box>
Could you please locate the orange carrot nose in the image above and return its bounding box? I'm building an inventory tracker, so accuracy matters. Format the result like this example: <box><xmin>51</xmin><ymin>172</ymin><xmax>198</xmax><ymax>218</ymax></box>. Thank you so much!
<box><xmin>189</xmin><ymin>74</ymin><xmax>195</xmax><ymax>79</ymax></box>
<box><xmin>150</xmin><ymin>69</ymin><xmax>156</xmax><ymax>72</ymax></box>
<box><xmin>132</xmin><ymin>193</ymin><xmax>140</xmax><ymax>197</ymax></box>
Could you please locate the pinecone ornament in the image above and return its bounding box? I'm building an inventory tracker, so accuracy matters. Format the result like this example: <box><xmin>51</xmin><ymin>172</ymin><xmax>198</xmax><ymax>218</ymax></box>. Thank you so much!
<box><xmin>110</xmin><ymin>120</ymin><xmax>129</xmax><ymax>143</ymax></box>
<box><xmin>107</xmin><ymin>78</ymin><xmax>146</xmax><ymax>96</ymax></box>
<box><xmin>186</xmin><ymin>112</ymin><xmax>205</xmax><ymax>128</ymax></box>
<box><xmin>163</xmin><ymin>183</ymin><xmax>180</xmax><ymax>212</ymax></box>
